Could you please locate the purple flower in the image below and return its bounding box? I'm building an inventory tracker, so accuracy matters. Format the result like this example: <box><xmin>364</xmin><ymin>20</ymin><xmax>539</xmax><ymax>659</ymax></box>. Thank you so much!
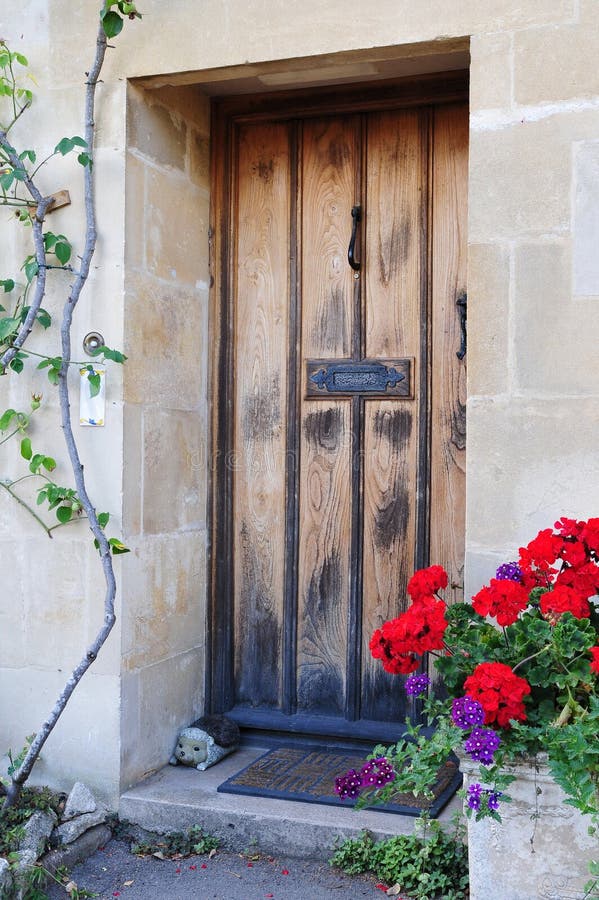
<box><xmin>335</xmin><ymin>757</ymin><xmax>395</xmax><ymax>799</ymax></box>
<box><xmin>359</xmin><ymin>757</ymin><xmax>395</xmax><ymax>787</ymax></box>
<box><xmin>495</xmin><ymin>561</ymin><xmax>523</xmax><ymax>582</ymax></box>
<box><xmin>405</xmin><ymin>673</ymin><xmax>431</xmax><ymax>697</ymax></box>
<box><xmin>487</xmin><ymin>790</ymin><xmax>503</xmax><ymax>811</ymax></box>
<box><xmin>467</xmin><ymin>783</ymin><xmax>483</xmax><ymax>811</ymax></box>
<box><xmin>451</xmin><ymin>696</ymin><xmax>485</xmax><ymax>730</ymax></box>
<box><xmin>334</xmin><ymin>768</ymin><xmax>362</xmax><ymax>799</ymax></box>
<box><xmin>464</xmin><ymin>727</ymin><xmax>501</xmax><ymax>765</ymax></box>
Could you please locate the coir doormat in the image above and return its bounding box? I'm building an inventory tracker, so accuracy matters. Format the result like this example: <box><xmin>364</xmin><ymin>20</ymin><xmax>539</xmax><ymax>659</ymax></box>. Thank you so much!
<box><xmin>217</xmin><ymin>745</ymin><xmax>461</xmax><ymax>817</ymax></box>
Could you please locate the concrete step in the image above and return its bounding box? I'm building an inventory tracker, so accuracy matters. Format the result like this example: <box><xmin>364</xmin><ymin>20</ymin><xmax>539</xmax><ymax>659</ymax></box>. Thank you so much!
<box><xmin>119</xmin><ymin>745</ymin><xmax>461</xmax><ymax>862</ymax></box>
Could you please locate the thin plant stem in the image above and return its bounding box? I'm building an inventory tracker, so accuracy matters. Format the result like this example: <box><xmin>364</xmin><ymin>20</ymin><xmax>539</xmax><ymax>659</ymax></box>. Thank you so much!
<box><xmin>1</xmin><ymin>16</ymin><xmax>117</xmax><ymax>814</ymax></box>
<box><xmin>0</xmin><ymin>480</ymin><xmax>52</xmax><ymax>537</ymax></box>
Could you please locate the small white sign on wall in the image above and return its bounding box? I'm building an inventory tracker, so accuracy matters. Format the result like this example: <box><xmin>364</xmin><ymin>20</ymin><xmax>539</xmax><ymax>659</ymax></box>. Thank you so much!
<box><xmin>79</xmin><ymin>364</ymin><xmax>106</xmax><ymax>426</ymax></box>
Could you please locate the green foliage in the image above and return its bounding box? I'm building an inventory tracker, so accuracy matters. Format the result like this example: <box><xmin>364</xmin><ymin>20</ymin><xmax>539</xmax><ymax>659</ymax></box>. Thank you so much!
<box><xmin>359</xmin><ymin>700</ymin><xmax>462</xmax><ymax>810</ymax></box>
<box><xmin>330</xmin><ymin>817</ymin><xmax>469</xmax><ymax>900</ymax></box>
<box><xmin>0</xmin><ymin>785</ymin><xmax>62</xmax><ymax>856</ymax></box>
<box><xmin>131</xmin><ymin>824</ymin><xmax>220</xmax><ymax>858</ymax></box>
<box><xmin>100</xmin><ymin>1</ymin><xmax>142</xmax><ymax>39</ymax></box>
<box><xmin>54</xmin><ymin>136</ymin><xmax>87</xmax><ymax>158</ymax></box>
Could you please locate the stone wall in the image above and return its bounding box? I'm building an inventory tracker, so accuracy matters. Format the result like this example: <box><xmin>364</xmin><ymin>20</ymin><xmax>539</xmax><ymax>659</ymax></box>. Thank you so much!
<box><xmin>1</xmin><ymin>0</ymin><xmax>599</xmax><ymax>804</ymax></box>
<box><xmin>120</xmin><ymin>84</ymin><xmax>210</xmax><ymax>788</ymax></box>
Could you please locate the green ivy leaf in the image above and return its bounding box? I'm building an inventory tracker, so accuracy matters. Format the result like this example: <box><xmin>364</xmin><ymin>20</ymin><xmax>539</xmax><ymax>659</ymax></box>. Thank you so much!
<box><xmin>24</xmin><ymin>258</ymin><xmax>38</xmax><ymax>282</ymax></box>
<box><xmin>56</xmin><ymin>505</ymin><xmax>73</xmax><ymax>524</ymax></box>
<box><xmin>29</xmin><ymin>452</ymin><xmax>45</xmax><ymax>474</ymax></box>
<box><xmin>97</xmin><ymin>512</ymin><xmax>110</xmax><ymax>528</ymax></box>
<box><xmin>77</xmin><ymin>152</ymin><xmax>92</xmax><ymax>168</ymax></box>
<box><xmin>54</xmin><ymin>136</ymin><xmax>87</xmax><ymax>156</ymax></box>
<box><xmin>36</xmin><ymin>490</ymin><xmax>47</xmax><ymax>506</ymax></box>
<box><xmin>54</xmin><ymin>240</ymin><xmax>71</xmax><ymax>265</ymax></box>
<box><xmin>0</xmin><ymin>170</ymin><xmax>14</xmax><ymax>190</ymax></box>
<box><xmin>0</xmin><ymin>316</ymin><xmax>20</xmax><ymax>340</ymax></box>
<box><xmin>14</xmin><ymin>52</ymin><xmax>28</xmax><ymax>67</ymax></box>
<box><xmin>87</xmin><ymin>372</ymin><xmax>101</xmax><ymax>398</ymax></box>
<box><xmin>101</xmin><ymin>10</ymin><xmax>124</xmax><ymax>37</ymax></box>
<box><xmin>9</xmin><ymin>356</ymin><xmax>24</xmax><ymax>373</ymax></box>
<box><xmin>20</xmin><ymin>436</ymin><xmax>32</xmax><ymax>460</ymax></box>
<box><xmin>96</xmin><ymin>345</ymin><xmax>127</xmax><ymax>364</ymax></box>
<box><xmin>0</xmin><ymin>408</ymin><xmax>17</xmax><ymax>431</ymax></box>
<box><xmin>42</xmin><ymin>456</ymin><xmax>56</xmax><ymax>473</ymax></box>
<box><xmin>109</xmin><ymin>537</ymin><xmax>130</xmax><ymax>554</ymax></box>
<box><xmin>37</xmin><ymin>309</ymin><xmax>51</xmax><ymax>329</ymax></box>
<box><xmin>37</xmin><ymin>356</ymin><xmax>61</xmax><ymax>370</ymax></box>
<box><xmin>18</xmin><ymin>149</ymin><xmax>36</xmax><ymax>164</ymax></box>
<box><xmin>0</xmin><ymin>279</ymin><xmax>14</xmax><ymax>292</ymax></box>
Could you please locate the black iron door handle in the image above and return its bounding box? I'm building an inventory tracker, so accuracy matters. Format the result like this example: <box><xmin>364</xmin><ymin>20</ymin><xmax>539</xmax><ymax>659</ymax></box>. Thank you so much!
<box><xmin>348</xmin><ymin>205</ymin><xmax>361</xmax><ymax>271</ymax></box>
<box><xmin>456</xmin><ymin>291</ymin><xmax>467</xmax><ymax>360</ymax></box>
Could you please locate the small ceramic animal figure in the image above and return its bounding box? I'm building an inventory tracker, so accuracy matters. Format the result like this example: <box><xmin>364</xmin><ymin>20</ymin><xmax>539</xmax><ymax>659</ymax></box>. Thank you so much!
<box><xmin>169</xmin><ymin>715</ymin><xmax>240</xmax><ymax>771</ymax></box>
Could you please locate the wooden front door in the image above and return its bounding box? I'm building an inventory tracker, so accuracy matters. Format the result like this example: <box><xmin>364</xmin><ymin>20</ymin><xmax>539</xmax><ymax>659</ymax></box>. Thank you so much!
<box><xmin>210</xmin><ymin>76</ymin><xmax>468</xmax><ymax>742</ymax></box>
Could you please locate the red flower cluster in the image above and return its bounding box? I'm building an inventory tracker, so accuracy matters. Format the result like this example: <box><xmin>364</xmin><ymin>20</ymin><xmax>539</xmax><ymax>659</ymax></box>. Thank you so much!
<box><xmin>540</xmin><ymin>584</ymin><xmax>591</xmax><ymax>622</ymax></box>
<box><xmin>407</xmin><ymin>565</ymin><xmax>448</xmax><ymax>602</ymax></box>
<box><xmin>464</xmin><ymin>662</ymin><xmax>531</xmax><ymax>728</ymax></box>
<box><xmin>590</xmin><ymin>646</ymin><xmax>599</xmax><ymax>675</ymax></box>
<box><xmin>518</xmin><ymin>519</ymin><xmax>599</xmax><ymax>595</ymax></box>
<box><xmin>370</xmin><ymin>568</ymin><xmax>449</xmax><ymax>675</ymax></box>
<box><xmin>369</xmin><ymin>626</ymin><xmax>419</xmax><ymax>675</ymax></box>
<box><xmin>472</xmin><ymin>579</ymin><xmax>530</xmax><ymax>627</ymax></box>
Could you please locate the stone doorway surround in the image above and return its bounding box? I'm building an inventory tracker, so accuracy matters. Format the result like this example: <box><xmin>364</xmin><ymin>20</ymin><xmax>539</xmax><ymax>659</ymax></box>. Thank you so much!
<box><xmin>120</xmin><ymin>38</ymin><xmax>470</xmax><ymax>798</ymax></box>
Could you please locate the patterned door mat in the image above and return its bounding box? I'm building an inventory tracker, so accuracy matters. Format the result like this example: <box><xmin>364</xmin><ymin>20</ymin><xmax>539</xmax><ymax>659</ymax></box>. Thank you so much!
<box><xmin>217</xmin><ymin>745</ymin><xmax>461</xmax><ymax>817</ymax></box>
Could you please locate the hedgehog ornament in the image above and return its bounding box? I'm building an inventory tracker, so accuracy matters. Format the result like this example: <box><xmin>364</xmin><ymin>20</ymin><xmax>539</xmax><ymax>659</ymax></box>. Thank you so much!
<box><xmin>169</xmin><ymin>715</ymin><xmax>240</xmax><ymax>771</ymax></box>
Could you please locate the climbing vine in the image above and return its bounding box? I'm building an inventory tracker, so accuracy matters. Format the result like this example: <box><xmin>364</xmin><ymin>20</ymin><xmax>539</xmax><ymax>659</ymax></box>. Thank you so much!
<box><xmin>0</xmin><ymin>1</ymin><xmax>141</xmax><ymax>813</ymax></box>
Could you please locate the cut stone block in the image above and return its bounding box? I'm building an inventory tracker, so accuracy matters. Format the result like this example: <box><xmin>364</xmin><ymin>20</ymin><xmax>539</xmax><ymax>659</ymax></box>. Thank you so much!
<box><xmin>63</xmin><ymin>782</ymin><xmax>98</xmax><ymax>820</ymax></box>
<box><xmin>19</xmin><ymin>809</ymin><xmax>57</xmax><ymax>857</ymax></box>
<box><xmin>56</xmin><ymin>808</ymin><xmax>108</xmax><ymax>845</ymax></box>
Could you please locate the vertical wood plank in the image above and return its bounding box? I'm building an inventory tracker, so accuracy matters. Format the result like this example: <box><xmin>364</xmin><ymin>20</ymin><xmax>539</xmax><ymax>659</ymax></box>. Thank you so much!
<box><xmin>430</xmin><ymin>103</ymin><xmax>468</xmax><ymax>604</ymax></box>
<box><xmin>361</xmin><ymin>110</ymin><xmax>425</xmax><ymax>721</ymax></box>
<box><xmin>364</xmin><ymin>110</ymin><xmax>423</xmax><ymax>359</ymax></box>
<box><xmin>301</xmin><ymin>117</ymin><xmax>358</xmax><ymax>358</ymax></box>
<box><xmin>296</xmin><ymin>117</ymin><xmax>357</xmax><ymax>714</ymax></box>
<box><xmin>233</xmin><ymin>122</ymin><xmax>290</xmax><ymax>707</ymax></box>
<box><xmin>297</xmin><ymin>405</ymin><xmax>351</xmax><ymax>714</ymax></box>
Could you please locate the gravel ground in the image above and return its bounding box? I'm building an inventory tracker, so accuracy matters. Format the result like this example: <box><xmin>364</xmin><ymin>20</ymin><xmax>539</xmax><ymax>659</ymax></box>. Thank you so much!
<box><xmin>43</xmin><ymin>838</ymin><xmax>385</xmax><ymax>900</ymax></box>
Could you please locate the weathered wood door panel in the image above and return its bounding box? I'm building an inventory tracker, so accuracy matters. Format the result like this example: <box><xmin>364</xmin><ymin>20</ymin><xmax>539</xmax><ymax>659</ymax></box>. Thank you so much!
<box><xmin>211</xmin><ymin>83</ymin><xmax>468</xmax><ymax>742</ymax></box>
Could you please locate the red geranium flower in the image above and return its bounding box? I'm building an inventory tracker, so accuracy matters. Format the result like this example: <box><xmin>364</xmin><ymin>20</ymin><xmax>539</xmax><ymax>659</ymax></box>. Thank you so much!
<box><xmin>472</xmin><ymin>578</ymin><xmax>530</xmax><ymax>626</ymax></box>
<box><xmin>390</xmin><ymin>597</ymin><xmax>448</xmax><ymax>654</ymax></box>
<box><xmin>539</xmin><ymin>584</ymin><xmax>591</xmax><ymax>622</ymax></box>
<box><xmin>556</xmin><ymin>561</ymin><xmax>599</xmax><ymax>598</ymax></box>
<box><xmin>407</xmin><ymin>565</ymin><xmax>448</xmax><ymax>602</ymax></box>
<box><xmin>464</xmin><ymin>662</ymin><xmax>531</xmax><ymax>728</ymax></box>
<box><xmin>558</xmin><ymin>539</ymin><xmax>588</xmax><ymax>569</ymax></box>
<box><xmin>369</xmin><ymin>627</ymin><xmax>419</xmax><ymax>674</ymax></box>
<box><xmin>581</xmin><ymin>518</ymin><xmax>599</xmax><ymax>554</ymax></box>
<box><xmin>554</xmin><ymin>517</ymin><xmax>585</xmax><ymax>539</ymax></box>
<box><xmin>519</xmin><ymin>528</ymin><xmax>563</xmax><ymax>569</ymax></box>
<box><xmin>370</xmin><ymin>597</ymin><xmax>448</xmax><ymax>674</ymax></box>
<box><xmin>590</xmin><ymin>646</ymin><xmax>599</xmax><ymax>675</ymax></box>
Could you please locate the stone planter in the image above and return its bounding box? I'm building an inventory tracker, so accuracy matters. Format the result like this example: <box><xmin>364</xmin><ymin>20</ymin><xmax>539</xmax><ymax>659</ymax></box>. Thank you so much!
<box><xmin>460</xmin><ymin>756</ymin><xmax>598</xmax><ymax>900</ymax></box>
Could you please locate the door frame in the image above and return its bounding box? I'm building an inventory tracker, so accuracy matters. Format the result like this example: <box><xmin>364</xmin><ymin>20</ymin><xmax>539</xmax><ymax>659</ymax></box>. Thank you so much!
<box><xmin>207</xmin><ymin>70</ymin><xmax>469</xmax><ymax>733</ymax></box>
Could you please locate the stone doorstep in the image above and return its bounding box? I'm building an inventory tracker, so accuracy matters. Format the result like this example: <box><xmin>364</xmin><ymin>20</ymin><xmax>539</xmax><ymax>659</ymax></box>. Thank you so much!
<box><xmin>119</xmin><ymin>746</ymin><xmax>462</xmax><ymax>862</ymax></box>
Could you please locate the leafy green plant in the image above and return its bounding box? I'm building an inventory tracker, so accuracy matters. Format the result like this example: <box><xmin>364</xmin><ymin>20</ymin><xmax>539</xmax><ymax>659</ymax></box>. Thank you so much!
<box><xmin>0</xmin><ymin>784</ymin><xmax>62</xmax><ymax>856</ymax></box>
<box><xmin>330</xmin><ymin>816</ymin><xmax>468</xmax><ymax>900</ymax></box>
<box><xmin>131</xmin><ymin>824</ymin><xmax>220</xmax><ymax>858</ymax></box>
